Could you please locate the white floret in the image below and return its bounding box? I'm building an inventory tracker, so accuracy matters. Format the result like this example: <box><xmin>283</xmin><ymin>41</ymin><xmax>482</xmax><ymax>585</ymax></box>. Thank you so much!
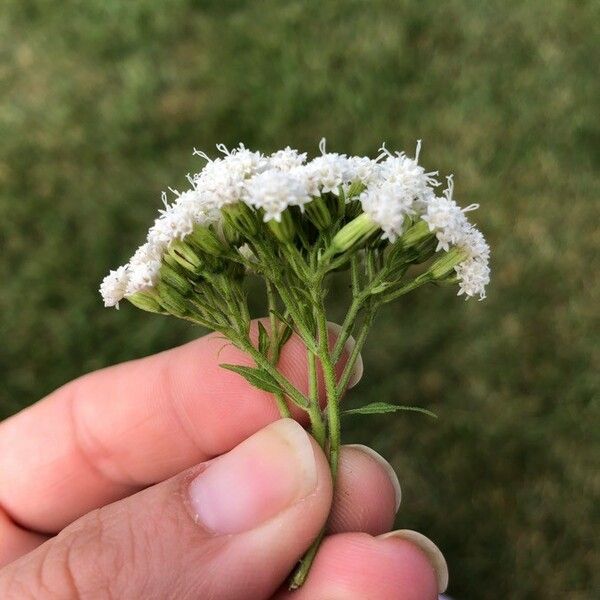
<box><xmin>268</xmin><ymin>147</ymin><xmax>307</xmax><ymax>171</ymax></box>
<box><xmin>192</xmin><ymin>143</ymin><xmax>267</xmax><ymax>209</ymax></box>
<box><xmin>99</xmin><ymin>265</ymin><xmax>129</xmax><ymax>308</ymax></box>
<box><xmin>454</xmin><ymin>256</ymin><xmax>490</xmax><ymax>300</ymax></box>
<box><xmin>244</xmin><ymin>169</ymin><xmax>311</xmax><ymax>222</ymax></box>
<box><xmin>125</xmin><ymin>242</ymin><xmax>162</xmax><ymax>295</ymax></box>
<box><xmin>359</xmin><ymin>142</ymin><xmax>438</xmax><ymax>241</ymax></box>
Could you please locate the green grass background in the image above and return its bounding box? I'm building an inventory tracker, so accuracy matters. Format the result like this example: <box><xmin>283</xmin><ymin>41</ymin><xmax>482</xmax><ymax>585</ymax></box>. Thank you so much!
<box><xmin>1</xmin><ymin>1</ymin><xmax>598</xmax><ymax>597</ymax></box>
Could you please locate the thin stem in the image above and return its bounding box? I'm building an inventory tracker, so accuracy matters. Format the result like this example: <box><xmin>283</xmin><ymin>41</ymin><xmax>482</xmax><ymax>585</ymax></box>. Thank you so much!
<box><xmin>331</xmin><ymin>295</ymin><xmax>363</xmax><ymax>364</ymax></box>
<box><xmin>307</xmin><ymin>347</ymin><xmax>326</xmax><ymax>447</ymax></box>
<box><xmin>273</xmin><ymin>391</ymin><xmax>291</xmax><ymax>418</ymax></box>
<box><xmin>337</xmin><ymin>307</ymin><xmax>375</xmax><ymax>395</ymax></box>
<box><xmin>316</xmin><ymin>298</ymin><xmax>341</xmax><ymax>478</ymax></box>
<box><xmin>289</xmin><ymin>529</ymin><xmax>325</xmax><ymax>589</ymax></box>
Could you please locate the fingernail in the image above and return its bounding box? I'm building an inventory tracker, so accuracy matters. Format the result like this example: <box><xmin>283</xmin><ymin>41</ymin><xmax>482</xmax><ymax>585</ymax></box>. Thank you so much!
<box><xmin>346</xmin><ymin>444</ymin><xmax>401</xmax><ymax>512</ymax></box>
<box><xmin>378</xmin><ymin>529</ymin><xmax>449</xmax><ymax>593</ymax></box>
<box><xmin>327</xmin><ymin>322</ymin><xmax>364</xmax><ymax>388</ymax></box>
<box><xmin>189</xmin><ymin>419</ymin><xmax>317</xmax><ymax>534</ymax></box>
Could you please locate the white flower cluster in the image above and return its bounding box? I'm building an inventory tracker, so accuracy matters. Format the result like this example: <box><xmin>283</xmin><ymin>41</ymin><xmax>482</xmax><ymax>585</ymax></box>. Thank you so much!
<box><xmin>422</xmin><ymin>178</ymin><xmax>490</xmax><ymax>299</ymax></box>
<box><xmin>100</xmin><ymin>140</ymin><xmax>490</xmax><ymax>307</ymax></box>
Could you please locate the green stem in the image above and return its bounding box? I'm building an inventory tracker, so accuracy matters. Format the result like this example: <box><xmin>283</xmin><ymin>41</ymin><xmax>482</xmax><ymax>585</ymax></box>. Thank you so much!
<box><xmin>316</xmin><ymin>299</ymin><xmax>341</xmax><ymax>478</ymax></box>
<box><xmin>307</xmin><ymin>347</ymin><xmax>326</xmax><ymax>447</ymax></box>
<box><xmin>331</xmin><ymin>295</ymin><xmax>363</xmax><ymax>363</ymax></box>
<box><xmin>337</xmin><ymin>308</ymin><xmax>374</xmax><ymax>395</ymax></box>
<box><xmin>289</xmin><ymin>530</ymin><xmax>325</xmax><ymax>590</ymax></box>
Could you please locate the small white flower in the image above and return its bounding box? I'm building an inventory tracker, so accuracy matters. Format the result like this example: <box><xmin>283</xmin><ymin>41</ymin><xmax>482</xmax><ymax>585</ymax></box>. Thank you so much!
<box><xmin>358</xmin><ymin>142</ymin><xmax>439</xmax><ymax>241</ymax></box>
<box><xmin>244</xmin><ymin>169</ymin><xmax>311</xmax><ymax>222</ymax></box>
<box><xmin>126</xmin><ymin>242</ymin><xmax>162</xmax><ymax>295</ymax></box>
<box><xmin>269</xmin><ymin>147</ymin><xmax>307</xmax><ymax>171</ymax></box>
<box><xmin>454</xmin><ymin>257</ymin><xmax>490</xmax><ymax>300</ymax></box>
<box><xmin>192</xmin><ymin>144</ymin><xmax>267</xmax><ymax>210</ymax></box>
<box><xmin>423</xmin><ymin>178</ymin><xmax>480</xmax><ymax>252</ymax></box>
<box><xmin>100</xmin><ymin>265</ymin><xmax>129</xmax><ymax>308</ymax></box>
<box><xmin>345</xmin><ymin>155</ymin><xmax>380</xmax><ymax>187</ymax></box>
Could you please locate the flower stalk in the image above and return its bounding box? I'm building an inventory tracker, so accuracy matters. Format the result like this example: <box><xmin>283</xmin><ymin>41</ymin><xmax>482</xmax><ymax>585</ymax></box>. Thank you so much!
<box><xmin>100</xmin><ymin>140</ymin><xmax>491</xmax><ymax>588</ymax></box>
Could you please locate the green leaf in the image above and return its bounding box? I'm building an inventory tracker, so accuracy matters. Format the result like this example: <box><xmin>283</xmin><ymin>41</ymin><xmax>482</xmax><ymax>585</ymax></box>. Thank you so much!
<box><xmin>343</xmin><ymin>402</ymin><xmax>438</xmax><ymax>419</ymax></box>
<box><xmin>257</xmin><ymin>321</ymin><xmax>270</xmax><ymax>356</ymax></box>
<box><xmin>277</xmin><ymin>321</ymin><xmax>294</xmax><ymax>349</ymax></box>
<box><xmin>220</xmin><ymin>364</ymin><xmax>282</xmax><ymax>394</ymax></box>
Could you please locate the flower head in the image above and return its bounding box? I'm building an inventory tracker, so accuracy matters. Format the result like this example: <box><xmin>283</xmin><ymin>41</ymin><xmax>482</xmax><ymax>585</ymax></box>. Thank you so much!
<box><xmin>244</xmin><ymin>169</ymin><xmax>311</xmax><ymax>222</ymax></box>
<box><xmin>99</xmin><ymin>266</ymin><xmax>129</xmax><ymax>308</ymax></box>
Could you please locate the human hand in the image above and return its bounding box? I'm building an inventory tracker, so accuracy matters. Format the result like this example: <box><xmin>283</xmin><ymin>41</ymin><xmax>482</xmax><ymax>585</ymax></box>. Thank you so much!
<box><xmin>0</xmin><ymin>321</ymin><xmax>448</xmax><ymax>599</ymax></box>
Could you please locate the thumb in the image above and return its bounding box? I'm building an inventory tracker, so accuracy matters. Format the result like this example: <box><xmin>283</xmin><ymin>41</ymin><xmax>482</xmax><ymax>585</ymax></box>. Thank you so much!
<box><xmin>0</xmin><ymin>419</ymin><xmax>332</xmax><ymax>599</ymax></box>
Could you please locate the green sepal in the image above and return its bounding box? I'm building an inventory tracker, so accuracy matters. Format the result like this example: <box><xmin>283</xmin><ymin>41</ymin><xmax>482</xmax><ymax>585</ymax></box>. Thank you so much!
<box><xmin>159</xmin><ymin>263</ymin><xmax>192</xmax><ymax>295</ymax></box>
<box><xmin>187</xmin><ymin>225</ymin><xmax>227</xmax><ymax>256</ymax></box>
<box><xmin>257</xmin><ymin>321</ymin><xmax>270</xmax><ymax>356</ymax></box>
<box><xmin>329</xmin><ymin>212</ymin><xmax>379</xmax><ymax>255</ymax></box>
<box><xmin>305</xmin><ymin>196</ymin><xmax>332</xmax><ymax>230</ymax></box>
<box><xmin>126</xmin><ymin>290</ymin><xmax>164</xmax><ymax>314</ymax></box>
<box><xmin>267</xmin><ymin>210</ymin><xmax>296</xmax><ymax>243</ymax></box>
<box><xmin>343</xmin><ymin>402</ymin><xmax>437</xmax><ymax>418</ymax></box>
<box><xmin>220</xmin><ymin>363</ymin><xmax>283</xmax><ymax>394</ymax></box>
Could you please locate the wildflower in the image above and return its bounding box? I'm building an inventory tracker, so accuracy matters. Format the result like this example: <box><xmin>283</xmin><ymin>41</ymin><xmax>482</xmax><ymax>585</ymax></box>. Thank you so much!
<box><xmin>101</xmin><ymin>139</ymin><xmax>491</xmax><ymax>589</ymax></box>
<box><xmin>244</xmin><ymin>168</ymin><xmax>311</xmax><ymax>222</ymax></box>
<box><xmin>99</xmin><ymin>266</ymin><xmax>129</xmax><ymax>308</ymax></box>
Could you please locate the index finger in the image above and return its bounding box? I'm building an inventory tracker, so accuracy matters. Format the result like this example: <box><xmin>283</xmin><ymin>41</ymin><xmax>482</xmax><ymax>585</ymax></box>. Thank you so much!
<box><xmin>0</xmin><ymin>320</ymin><xmax>358</xmax><ymax>534</ymax></box>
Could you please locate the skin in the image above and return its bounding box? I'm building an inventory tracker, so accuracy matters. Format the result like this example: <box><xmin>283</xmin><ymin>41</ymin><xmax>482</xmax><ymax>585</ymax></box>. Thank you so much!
<box><xmin>0</xmin><ymin>321</ymin><xmax>443</xmax><ymax>599</ymax></box>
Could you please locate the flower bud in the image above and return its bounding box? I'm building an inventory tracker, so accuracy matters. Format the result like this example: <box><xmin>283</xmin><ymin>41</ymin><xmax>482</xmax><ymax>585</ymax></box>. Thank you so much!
<box><xmin>222</xmin><ymin>202</ymin><xmax>259</xmax><ymax>237</ymax></box>
<box><xmin>159</xmin><ymin>263</ymin><xmax>192</xmax><ymax>296</ymax></box>
<box><xmin>330</xmin><ymin>212</ymin><xmax>379</xmax><ymax>255</ymax></box>
<box><xmin>423</xmin><ymin>247</ymin><xmax>468</xmax><ymax>281</ymax></box>
<box><xmin>305</xmin><ymin>196</ymin><xmax>332</xmax><ymax>230</ymax></box>
<box><xmin>187</xmin><ymin>225</ymin><xmax>227</xmax><ymax>256</ymax></box>
<box><xmin>401</xmin><ymin>220</ymin><xmax>433</xmax><ymax>248</ymax></box>
<box><xmin>345</xmin><ymin>181</ymin><xmax>366</xmax><ymax>200</ymax></box>
<box><xmin>155</xmin><ymin>281</ymin><xmax>189</xmax><ymax>317</ymax></box>
<box><xmin>168</xmin><ymin>240</ymin><xmax>202</xmax><ymax>275</ymax></box>
<box><xmin>267</xmin><ymin>209</ymin><xmax>296</xmax><ymax>243</ymax></box>
<box><xmin>126</xmin><ymin>290</ymin><xmax>164</xmax><ymax>313</ymax></box>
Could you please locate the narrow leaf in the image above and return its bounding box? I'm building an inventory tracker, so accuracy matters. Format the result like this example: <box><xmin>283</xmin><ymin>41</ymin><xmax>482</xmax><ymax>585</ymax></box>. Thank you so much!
<box><xmin>343</xmin><ymin>402</ymin><xmax>437</xmax><ymax>419</ymax></box>
<box><xmin>220</xmin><ymin>364</ymin><xmax>282</xmax><ymax>394</ymax></box>
<box><xmin>257</xmin><ymin>321</ymin><xmax>270</xmax><ymax>356</ymax></box>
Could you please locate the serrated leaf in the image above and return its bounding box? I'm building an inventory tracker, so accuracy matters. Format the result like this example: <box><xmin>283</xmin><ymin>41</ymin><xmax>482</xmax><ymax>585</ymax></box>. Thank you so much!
<box><xmin>220</xmin><ymin>363</ymin><xmax>282</xmax><ymax>394</ymax></box>
<box><xmin>257</xmin><ymin>321</ymin><xmax>270</xmax><ymax>356</ymax></box>
<box><xmin>343</xmin><ymin>402</ymin><xmax>437</xmax><ymax>419</ymax></box>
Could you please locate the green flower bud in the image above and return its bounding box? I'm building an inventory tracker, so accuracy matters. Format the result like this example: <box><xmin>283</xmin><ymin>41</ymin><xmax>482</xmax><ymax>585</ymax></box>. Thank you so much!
<box><xmin>345</xmin><ymin>180</ymin><xmax>366</xmax><ymax>200</ymax></box>
<box><xmin>155</xmin><ymin>281</ymin><xmax>189</xmax><ymax>317</ymax></box>
<box><xmin>126</xmin><ymin>290</ymin><xmax>164</xmax><ymax>313</ymax></box>
<box><xmin>423</xmin><ymin>247</ymin><xmax>468</xmax><ymax>281</ymax></box>
<box><xmin>222</xmin><ymin>202</ymin><xmax>259</xmax><ymax>237</ymax></box>
<box><xmin>305</xmin><ymin>196</ymin><xmax>332</xmax><ymax>230</ymax></box>
<box><xmin>168</xmin><ymin>240</ymin><xmax>202</xmax><ymax>275</ymax></box>
<box><xmin>267</xmin><ymin>210</ymin><xmax>296</xmax><ymax>244</ymax></box>
<box><xmin>187</xmin><ymin>225</ymin><xmax>227</xmax><ymax>256</ymax></box>
<box><xmin>401</xmin><ymin>220</ymin><xmax>433</xmax><ymax>248</ymax></box>
<box><xmin>330</xmin><ymin>212</ymin><xmax>379</xmax><ymax>255</ymax></box>
<box><xmin>159</xmin><ymin>263</ymin><xmax>192</xmax><ymax>296</ymax></box>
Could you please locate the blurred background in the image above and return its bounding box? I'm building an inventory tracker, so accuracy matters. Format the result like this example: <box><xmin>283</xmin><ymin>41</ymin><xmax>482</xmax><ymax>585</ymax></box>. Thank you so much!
<box><xmin>1</xmin><ymin>1</ymin><xmax>598</xmax><ymax>597</ymax></box>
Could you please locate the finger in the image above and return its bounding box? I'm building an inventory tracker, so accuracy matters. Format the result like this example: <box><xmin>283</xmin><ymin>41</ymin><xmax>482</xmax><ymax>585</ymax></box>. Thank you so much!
<box><xmin>327</xmin><ymin>445</ymin><xmax>401</xmax><ymax>536</ymax></box>
<box><xmin>275</xmin><ymin>531</ymin><xmax>448</xmax><ymax>600</ymax></box>
<box><xmin>0</xmin><ymin>441</ymin><xmax>402</xmax><ymax>566</ymax></box>
<box><xmin>0</xmin><ymin>319</ymin><xmax>360</xmax><ymax>534</ymax></box>
<box><xmin>0</xmin><ymin>509</ymin><xmax>48</xmax><ymax>569</ymax></box>
<box><xmin>0</xmin><ymin>420</ymin><xmax>333</xmax><ymax>600</ymax></box>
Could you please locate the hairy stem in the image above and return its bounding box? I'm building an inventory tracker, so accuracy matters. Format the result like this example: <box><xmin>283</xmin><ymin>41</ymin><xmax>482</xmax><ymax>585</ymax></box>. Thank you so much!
<box><xmin>307</xmin><ymin>347</ymin><xmax>326</xmax><ymax>447</ymax></box>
